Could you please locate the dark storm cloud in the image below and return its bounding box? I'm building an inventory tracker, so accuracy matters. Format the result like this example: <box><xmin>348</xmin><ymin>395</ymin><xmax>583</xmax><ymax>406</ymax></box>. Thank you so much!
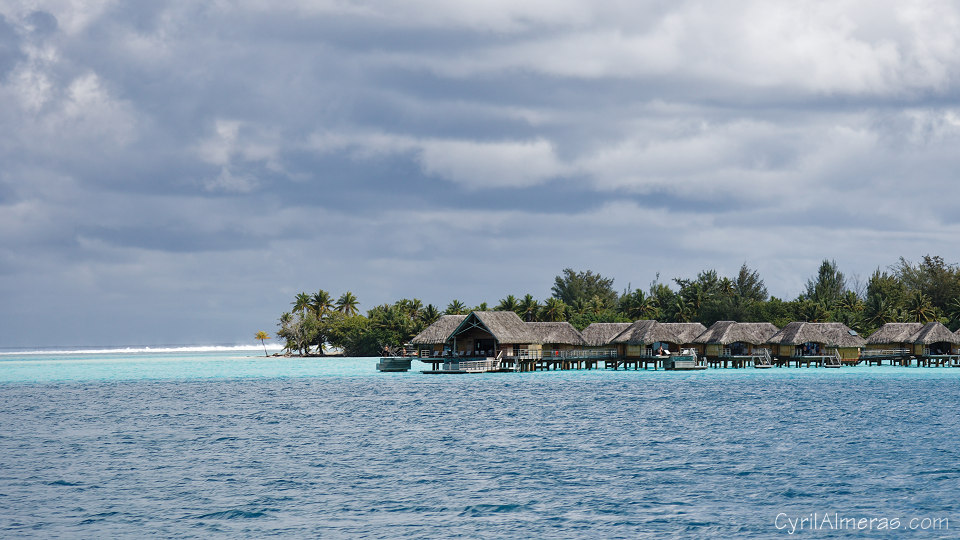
<box><xmin>2</xmin><ymin>1</ymin><xmax>960</xmax><ymax>347</ymax></box>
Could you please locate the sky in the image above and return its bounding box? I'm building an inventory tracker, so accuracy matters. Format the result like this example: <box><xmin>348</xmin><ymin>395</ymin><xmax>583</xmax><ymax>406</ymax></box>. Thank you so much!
<box><xmin>2</xmin><ymin>1</ymin><xmax>960</xmax><ymax>348</ymax></box>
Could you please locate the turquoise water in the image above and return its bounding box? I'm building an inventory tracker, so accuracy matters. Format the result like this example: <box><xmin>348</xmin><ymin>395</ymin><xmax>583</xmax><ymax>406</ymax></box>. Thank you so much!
<box><xmin>0</xmin><ymin>350</ymin><xmax>373</xmax><ymax>383</ymax></box>
<box><xmin>2</xmin><ymin>350</ymin><xmax>959</xmax><ymax>537</ymax></box>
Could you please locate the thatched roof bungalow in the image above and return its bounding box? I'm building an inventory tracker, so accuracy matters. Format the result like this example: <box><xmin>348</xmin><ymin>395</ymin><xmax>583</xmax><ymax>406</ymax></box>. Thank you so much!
<box><xmin>612</xmin><ymin>320</ymin><xmax>706</xmax><ymax>357</ymax></box>
<box><xmin>446</xmin><ymin>311</ymin><xmax>532</xmax><ymax>357</ymax></box>
<box><xmin>865</xmin><ymin>322</ymin><xmax>959</xmax><ymax>357</ymax></box>
<box><xmin>693</xmin><ymin>321</ymin><xmax>780</xmax><ymax>358</ymax></box>
<box><xmin>865</xmin><ymin>323</ymin><xmax>923</xmax><ymax>350</ymax></box>
<box><xmin>909</xmin><ymin>322</ymin><xmax>960</xmax><ymax>356</ymax></box>
<box><xmin>581</xmin><ymin>323</ymin><xmax>633</xmax><ymax>347</ymax></box>
<box><xmin>435</xmin><ymin>311</ymin><xmax>587</xmax><ymax>358</ymax></box>
<box><xmin>766</xmin><ymin>322</ymin><xmax>866</xmax><ymax>360</ymax></box>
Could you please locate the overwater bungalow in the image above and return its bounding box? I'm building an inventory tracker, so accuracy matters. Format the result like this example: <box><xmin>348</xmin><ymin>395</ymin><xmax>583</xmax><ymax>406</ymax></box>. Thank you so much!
<box><xmin>863</xmin><ymin>323</ymin><xmax>923</xmax><ymax>365</ymax></box>
<box><xmin>765</xmin><ymin>322</ymin><xmax>866</xmax><ymax>366</ymax></box>
<box><xmin>445</xmin><ymin>311</ymin><xmax>534</xmax><ymax>359</ymax></box>
<box><xmin>612</xmin><ymin>320</ymin><xmax>682</xmax><ymax>358</ymax></box>
<box><xmin>909</xmin><ymin>322</ymin><xmax>960</xmax><ymax>366</ymax></box>
<box><xmin>410</xmin><ymin>314</ymin><xmax>467</xmax><ymax>358</ymax></box>
<box><xmin>412</xmin><ymin>311</ymin><xmax>592</xmax><ymax>371</ymax></box>
<box><xmin>609</xmin><ymin>321</ymin><xmax>706</xmax><ymax>369</ymax></box>
<box><xmin>692</xmin><ymin>321</ymin><xmax>780</xmax><ymax>367</ymax></box>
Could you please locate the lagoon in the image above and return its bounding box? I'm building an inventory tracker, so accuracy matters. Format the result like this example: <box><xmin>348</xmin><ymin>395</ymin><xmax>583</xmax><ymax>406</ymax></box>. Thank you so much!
<box><xmin>2</xmin><ymin>350</ymin><xmax>959</xmax><ymax>537</ymax></box>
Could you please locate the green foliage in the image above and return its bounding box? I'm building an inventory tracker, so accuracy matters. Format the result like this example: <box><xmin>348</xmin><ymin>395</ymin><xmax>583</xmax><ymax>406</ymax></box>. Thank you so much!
<box><xmin>803</xmin><ymin>259</ymin><xmax>846</xmax><ymax>306</ymax></box>
<box><xmin>894</xmin><ymin>255</ymin><xmax>960</xmax><ymax>312</ymax></box>
<box><xmin>517</xmin><ymin>294</ymin><xmax>541</xmax><ymax>322</ymax></box>
<box><xmin>618</xmin><ymin>288</ymin><xmax>659</xmax><ymax>320</ymax></box>
<box><xmin>445</xmin><ymin>299</ymin><xmax>467</xmax><ymax>315</ymax></box>
<box><xmin>336</xmin><ymin>291</ymin><xmax>359</xmax><ymax>315</ymax></box>
<box><xmin>568</xmin><ymin>310</ymin><xmax>630</xmax><ymax>331</ymax></box>
<box><xmin>551</xmin><ymin>268</ymin><xmax>618</xmax><ymax>310</ymax></box>
<box><xmin>311</xmin><ymin>290</ymin><xmax>334</xmax><ymax>317</ymax></box>
<box><xmin>495</xmin><ymin>295</ymin><xmax>519</xmax><ymax>313</ymax></box>
<box><xmin>276</xmin><ymin>310</ymin><xmax>320</xmax><ymax>355</ymax></box>
<box><xmin>539</xmin><ymin>297</ymin><xmax>568</xmax><ymax>322</ymax></box>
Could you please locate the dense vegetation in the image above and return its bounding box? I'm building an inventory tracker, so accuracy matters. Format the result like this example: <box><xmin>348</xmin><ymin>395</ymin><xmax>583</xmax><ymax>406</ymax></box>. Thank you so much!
<box><xmin>274</xmin><ymin>255</ymin><xmax>960</xmax><ymax>356</ymax></box>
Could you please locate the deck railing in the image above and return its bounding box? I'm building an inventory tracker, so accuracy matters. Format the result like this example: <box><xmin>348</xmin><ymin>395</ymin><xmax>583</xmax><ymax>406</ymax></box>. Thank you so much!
<box><xmin>860</xmin><ymin>348</ymin><xmax>910</xmax><ymax>358</ymax></box>
<box><xmin>504</xmin><ymin>348</ymin><xmax>619</xmax><ymax>360</ymax></box>
<box><xmin>446</xmin><ymin>359</ymin><xmax>501</xmax><ymax>372</ymax></box>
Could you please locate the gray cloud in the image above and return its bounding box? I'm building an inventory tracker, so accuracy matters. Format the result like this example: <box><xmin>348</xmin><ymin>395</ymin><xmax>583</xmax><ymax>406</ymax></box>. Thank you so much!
<box><xmin>2</xmin><ymin>1</ymin><xmax>960</xmax><ymax>347</ymax></box>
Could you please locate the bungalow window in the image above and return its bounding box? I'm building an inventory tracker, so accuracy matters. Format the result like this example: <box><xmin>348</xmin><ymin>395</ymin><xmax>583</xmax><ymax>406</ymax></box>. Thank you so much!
<box><xmin>796</xmin><ymin>342</ymin><xmax>821</xmax><ymax>356</ymax></box>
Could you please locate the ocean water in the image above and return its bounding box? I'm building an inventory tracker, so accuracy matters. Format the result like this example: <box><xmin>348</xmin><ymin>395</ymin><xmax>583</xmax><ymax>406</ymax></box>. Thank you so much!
<box><xmin>2</xmin><ymin>350</ymin><xmax>959</xmax><ymax>538</ymax></box>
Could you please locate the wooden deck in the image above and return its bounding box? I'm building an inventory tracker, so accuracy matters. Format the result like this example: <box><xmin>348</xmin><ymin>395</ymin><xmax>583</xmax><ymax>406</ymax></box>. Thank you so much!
<box><xmin>402</xmin><ymin>347</ymin><xmax>960</xmax><ymax>374</ymax></box>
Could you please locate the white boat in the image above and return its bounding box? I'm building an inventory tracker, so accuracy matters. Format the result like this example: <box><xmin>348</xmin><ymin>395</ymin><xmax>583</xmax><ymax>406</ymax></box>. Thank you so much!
<box><xmin>664</xmin><ymin>349</ymin><xmax>708</xmax><ymax>371</ymax></box>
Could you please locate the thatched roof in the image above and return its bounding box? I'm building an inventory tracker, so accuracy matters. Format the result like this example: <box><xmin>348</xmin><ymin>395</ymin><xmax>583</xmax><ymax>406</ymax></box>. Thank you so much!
<box><xmin>581</xmin><ymin>323</ymin><xmax>633</xmax><ymax>346</ymax></box>
<box><xmin>612</xmin><ymin>320</ymin><xmax>681</xmax><ymax>345</ymax></box>
<box><xmin>411</xmin><ymin>315</ymin><xmax>466</xmax><ymax>345</ymax></box>
<box><xmin>766</xmin><ymin>322</ymin><xmax>866</xmax><ymax>347</ymax></box>
<box><xmin>664</xmin><ymin>322</ymin><xmax>708</xmax><ymax>343</ymax></box>
<box><xmin>865</xmin><ymin>323</ymin><xmax>923</xmax><ymax>345</ymax></box>
<box><xmin>693</xmin><ymin>321</ymin><xmax>780</xmax><ymax>345</ymax></box>
<box><xmin>525</xmin><ymin>322</ymin><xmax>587</xmax><ymax>345</ymax></box>
<box><xmin>450</xmin><ymin>311</ymin><xmax>533</xmax><ymax>344</ymax></box>
<box><xmin>909</xmin><ymin>322</ymin><xmax>960</xmax><ymax>345</ymax></box>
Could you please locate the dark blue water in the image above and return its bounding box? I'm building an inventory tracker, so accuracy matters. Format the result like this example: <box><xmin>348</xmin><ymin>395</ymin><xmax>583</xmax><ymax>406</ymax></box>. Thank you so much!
<box><xmin>2</xmin><ymin>354</ymin><xmax>959</xmax><ymax>537</ymax></box>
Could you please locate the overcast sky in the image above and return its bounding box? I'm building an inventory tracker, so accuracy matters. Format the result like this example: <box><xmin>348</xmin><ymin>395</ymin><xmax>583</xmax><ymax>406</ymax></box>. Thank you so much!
<box><xmin>2</xmin><ymin>1</ymin><xmax>959</xmax><ymax>347</ymax></box>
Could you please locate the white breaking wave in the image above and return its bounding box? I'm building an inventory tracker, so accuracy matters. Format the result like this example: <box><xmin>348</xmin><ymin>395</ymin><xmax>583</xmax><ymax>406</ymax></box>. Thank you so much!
<box><xmin>0</xmin><ymin>344</ymin><xmax>285</xmax><ymax>356</ymax></box>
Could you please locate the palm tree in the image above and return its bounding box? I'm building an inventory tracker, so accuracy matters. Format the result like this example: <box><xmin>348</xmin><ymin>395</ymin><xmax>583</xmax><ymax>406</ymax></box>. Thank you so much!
<box><xmin>311</xmin><ymin>289</ymin><xmax>333</xmax><ymax>317</ymax></box>
<box><xmin>905</xmin><ymin>291</ymin><xmax>936</xmax><ymax>323</ymax></box>
<box><xmin>619</xmin><ymin>289</ymin><xmax>657</xmax><ymax>320</ymax></box>
<box><xmin>518</xmin><ymin>294</ymin><xmax>540</xmax><ymax>322</ymax></box>
<box><xmin>947</xmin><ymin>297</ymin><xmax>960</xmax><ymax>330</ymax></box>
<box><xmin>837</xmin><ymin>290</ymin><xmax>864</xmax><ymax>314</ymax></box>
<box><xmin>292</xmin><ymin>292</ymin><xmax>311</xmax><ymax>315</ymax></box>
<box><xmin>398</xmin><ymin>298</ymin><xmax>423</xmax><ymax>319</ymax></box>
<box><xmin>496</xmin><ymin>295</ymin><xmax>519</xmax><ymax>313</ymax></box>
<box><xmin>420</xmin><ymin>304</ymin><xmax>440</xmax><ymax>325</ymax></box>
<box><xmin>255</xmin><ymin>331</ymin><xmax>271</xmax><ymax>357</ymax></box>
<box><xmin>673</xmin><ymin>298</ymin><xmax>694</xmax><ymax>322</ymax></box>
<box><xmin>445</xmin><ymin>299</ymin><xmax>467</xmax><ymax>315</ymax></box>
<box><xmin>336</xmin><ymin>291</ymin><xmax>359</xmax><ymax>315</ymax></box>
<box><xmin>540</xmin><ymin>297</ymin><xmax>567</xmax><ymax>322</ymax></box>
<box><xmin>866</xmin><ymin>296</ymin><xmax>898</xmax><ymax>327</ymax></box>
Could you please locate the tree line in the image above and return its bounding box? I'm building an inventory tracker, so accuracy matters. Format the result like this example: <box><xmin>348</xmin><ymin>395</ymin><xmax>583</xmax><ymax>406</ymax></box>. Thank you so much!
<box><xmin>272</xmin><ymin>255</ymin><xmax>960</xmax><ymax>356</ymax></box>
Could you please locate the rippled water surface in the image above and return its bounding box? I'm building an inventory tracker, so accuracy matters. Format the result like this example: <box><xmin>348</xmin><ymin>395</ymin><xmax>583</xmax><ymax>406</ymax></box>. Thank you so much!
<box><xmin>2</xmin><ymin>352</ymin><xmax>960</xmax><ymax>537</ymax></box>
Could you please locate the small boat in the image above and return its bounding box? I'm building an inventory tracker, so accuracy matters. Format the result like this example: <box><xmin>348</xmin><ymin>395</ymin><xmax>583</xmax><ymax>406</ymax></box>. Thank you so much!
<box><xmin>664</xmin><ymin>349</ymin><xmax>708</xmax><ymax>371</ymax></box>
<box><xmin>376</xmin><ymin>357</ymin><xmax>412</xmax><ymax>372</ymax></box>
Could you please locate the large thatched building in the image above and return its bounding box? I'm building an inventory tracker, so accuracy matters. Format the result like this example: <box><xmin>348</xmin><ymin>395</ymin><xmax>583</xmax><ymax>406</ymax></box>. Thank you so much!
<box><xmin>411</xmin><ymin>311</ymin><xmax>586</xmax><ymax>359</ymax></box>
